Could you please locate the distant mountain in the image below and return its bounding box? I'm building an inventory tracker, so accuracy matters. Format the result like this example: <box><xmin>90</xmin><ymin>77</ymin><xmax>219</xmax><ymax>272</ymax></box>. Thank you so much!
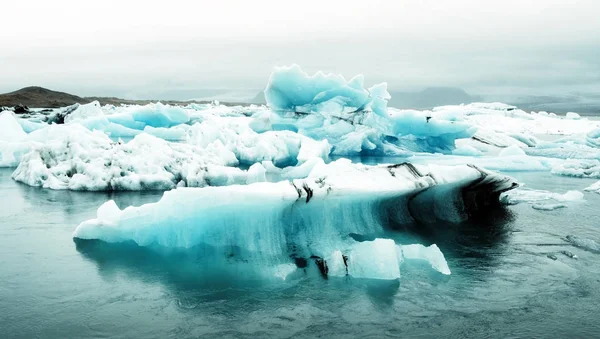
<box><xmin>0</xmin><ymin>86</ymin><xmax>88</xmax><ymax>108</ymax></box>
<box><xmin>388</xmin><ymin>87</ymin><xmax>482</xmax><ymax>109</ymax></box>
<box><xmin>0</xmin><ymin>87</ymin><xmax>219</xmax><ymax>109</ymax></box>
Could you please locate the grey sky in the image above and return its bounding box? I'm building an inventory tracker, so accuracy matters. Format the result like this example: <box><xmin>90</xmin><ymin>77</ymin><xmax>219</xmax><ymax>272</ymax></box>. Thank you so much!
<box><xmin>2</xmin><ymin>0</ymin><xmax>599</xmax><ymax>99</ymax></box>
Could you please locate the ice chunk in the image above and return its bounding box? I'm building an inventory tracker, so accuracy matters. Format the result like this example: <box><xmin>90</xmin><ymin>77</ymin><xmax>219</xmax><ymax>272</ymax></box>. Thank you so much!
<box><xmin>64</xmin><ymin>101</ymin><xmax>104</xmax><ymax>123</ymax></box>
<box><xmin>565</xmin><ymin>235</ymin><xmax>600</xmax><ymax>252</ymax></box>
<box><xmin>452</xmin><ymin>145</ymin><xmax>482</xmax><ymax>156</ymax></box>
<box><xmin>499</xmin><ymin>145</ymin><xmax>526</xmax><ymax>157</ymax></box>
<box><xmin>78</xmin><ymin>117</ymin><xmax>142</xmax><ymax>138</ymax></box>
<box><xmin>531</xmin><ymin>203</ymin><xmax>567</xmax><ymax>211</ymax></box>
<box><xmin>17</xmin><ymin>118</ymin><xmax>47</xmax><ymax>133</ymax></box>
<box><xmin>584</xmin><ymin>180</ymin><xmax>600</xmax><ymax>194</ymax></box>
<box><xmin>97</xmin><ymin>200</ymin><xmax>121</xmax><ymax>223</ymax></box>
<box><xmin>246</xmin><ymin>163</ymin><xmax>267</xmax><ymax>184</ymax></box>
<box><xmin>565</xmin><ymin>112</ymin><xmax>581</xmax><ymax>120</ymax></box>
<box><xmin>0</xmin><ymin>112</ymin><xmax>34</xmax><ymax>167</ymax></box>
<box><xmin>327</xmin><ymin>239</ymin><xmax>401</xmax><ymax>280</ymax></box>
<box><xmin>367</xmin><ymin>82</ymin><xmax>391</xmax><ymax>117</ymax></box>
<box><xmin>11</xmin><ymin>125</ymin><xmax>257</xmax><ymax>191</ymax></box>
<box><xmin>398</xmin><ymin>244</ymin><xmax>451</xmax><ymax>275</ymax></box>
<box><xmin>272</xmin><ymin>263</ymin><xmax>297</xmax><ymax>280</ymax></box>
<box><xmin>501</xmin><ymin>188</ymin><xmax>584</xmax><ymax>206</ymax></box>
<box><xmin>127</xmin><ymin>102</ymin><xmax>190</xmax><ymax>128</ymax></box>
<box><xmin>264</xmin><ymin>64</ymin><xmax>374</xmax><ymax>115</ymax></box>
<box><xmin>551</xmin><ymin>159</ymin><xmax>600</xmax><ymax>179</ymax></box>
<box><xmin>143</xmin><ymin>125</ymin><xmax>188</xmax><ymax>141</ymax></box>
<box><xmin>0</xmin><ymin>111</ymin><xmax>28</xmax><ymax>142</ymax></box>
<box><xmin>186</xmin><ymin>116</ymin><xmax>330</xmax><ymax>167</ymax></box>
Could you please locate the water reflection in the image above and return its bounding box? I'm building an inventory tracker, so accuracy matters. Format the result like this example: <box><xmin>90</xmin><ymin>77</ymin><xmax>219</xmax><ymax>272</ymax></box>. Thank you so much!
<box><xmin>387</xmin><ymin>206</ymin><xmax>516</xmax><ymax>271</ymax></box>
<box><xmin>74</xmin><ymin>238</ymin><xmax>406</xmax><ymax>310</ymax></box>
<box><xmin>13</xmin><ymin>180</ymin><xmax>164</xmax><ymax>213</ymax></box>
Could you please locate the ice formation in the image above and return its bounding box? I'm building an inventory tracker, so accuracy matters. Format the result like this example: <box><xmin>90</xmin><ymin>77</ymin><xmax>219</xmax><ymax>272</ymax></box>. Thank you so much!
<box><xmin>262</xmin><ymin>65</ymin><xmax>475</xmax><ymax>155</ymax></box>
<box><xmin>584</xmin><ymin>180</ymin><xmax>600</xmax><ymax>194</ymax></box>
<box><xmin>0</xmin><ymin>111</ymin><xmax>35</xmax><ymax>167</ymax></box>
<box><xmin>398</xmin><ymin>244</ymin><xmax>451</xmax><ymax>275</ymax></box>
<box><xmin>5</xmin><ymin>64</ymin><xmax>600</xmax><ymax>281</ymax></box>
<box><xmin>73</xmin><ymin>160</ymin><xmax>513</xmax><ymax>279</ymax></box>
<box><xmin>12</xmin><ymin>125</ymin><xmax>252</xmax><ymax>190</ymax></box>
<box><xmin>565</xmin><ymin>235</ymin><xmax>600</xmax><ymax>253</ymax></box>
<box><xmin>63</xmin><ymin>101</ymin><xmax>105</xmax><ymax>123</ymax></box>
<box><xmin>500</xmin><ymin>188</ymin><xmax>584</xmax><ymax>210</ymax></box>
<box><xmin>264</xmin><ymin>64</ymin><xmax>388</xmax><ymax>116</ymax></box>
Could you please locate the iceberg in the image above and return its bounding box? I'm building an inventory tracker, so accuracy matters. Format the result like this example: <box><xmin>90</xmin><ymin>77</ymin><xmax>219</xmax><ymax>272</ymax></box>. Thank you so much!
<box><xmin>186</xmin><ymin>116</ymin><xmax>331</xmax><ymax>167</ymax></box>
<box><xmin>64</xmin><ymin>101</ymin><xmax>104</xmax><ymax>123</ymax></box>
<box><xmin>11</xmin><ymin>125</ymin><xmax>258</xmax><ymax>190</ymax></box>
<box><xmin>261</xmin><ymin>66</ymin><xmax>476</xmax><ymax>155</ymax></box>
<box><xmin>551</xmin><ymin>159</ymin><xmax>600</xmax><ymax>179</ymax></box>
<box><xmin>264</xmin><ymin>64</ymin><xmax>382</xmax><ymax>116</ymax></box>
<box><xmin>73</xmin><ymin>160</ymin><xmax>515</xmax><ymax>280</ymax></box>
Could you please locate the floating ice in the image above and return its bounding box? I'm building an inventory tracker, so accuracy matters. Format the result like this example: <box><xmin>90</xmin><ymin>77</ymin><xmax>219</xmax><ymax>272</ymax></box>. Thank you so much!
<box><xmin>11</xmin><ymin>125</ymin><xmax>260</xmax><ymax>190</ymax></box>
<box><xmin>531</xmin><ymin>203</ymin><xmax>567</xmax><ymax>211</ymax></box>
<box><xmin>263</xmin><ymin>65</ymin><xmax>474</xmax><ymax>155</ymax></box>
<box><xmin>327</xmin><ymin>239</ymin><xmax>401</xmax><ymax>280</ymax></box>
<box><xmin>17</xmin><ymin>118</ymin><xmax>46</xmax><ymax>133</ymax></box>
<box><xmin>499</xmin><ymin>145</ymin><xmax>526</xmax><ymax>157</ymax></box>
<box><xmin>584</xmin><ymin>180</ymin><xmax>600</xmax><ymax>194</ymax></box>
<box><xmin>64</xmin><ymin>101</ymin><xmax>104</xmax><ymax>123</ymax></box>
<box><xmin>565</xmin><ymin>235</ymin><xmax>600</xmax><ymax>253</ymax></box>
<box><xmin>398</xmin><ymin>243</ymin><xmax>451</xmax><ymax>275</ymax></box>
<box><xmin>0</xmin><ymin>111</ymin><xmax>28</xmax><ymax>142</ymax></box>
<box><xmin>186</xmin><ymin>116</ymin><xmax>331</xmax><ymax>167</ymax></box>
<box><xmin>264</xmin><ymin>64</ymin><xmax>380</xmax><ymax>115</ymax></box>
<box><xmin>551</xmin><ymin>159</ymin><xmax>600</xmax><ymax>179</ymax></box>
<box><xmin>501</xmin><ymin>188</ymin><xmax>584</xmax><ymax>207</ymax></box>
<box><xmin>73</xmin><ymin>160</ymin><xmax>515</xmax><ymax>280</ymax></box>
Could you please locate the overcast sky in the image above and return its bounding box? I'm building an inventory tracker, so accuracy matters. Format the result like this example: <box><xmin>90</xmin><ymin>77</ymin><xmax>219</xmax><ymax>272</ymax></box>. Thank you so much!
<box><xmin>2</xmin><ymin>0</ymin><xmax>599</xmax><ymax>99</ymax></box>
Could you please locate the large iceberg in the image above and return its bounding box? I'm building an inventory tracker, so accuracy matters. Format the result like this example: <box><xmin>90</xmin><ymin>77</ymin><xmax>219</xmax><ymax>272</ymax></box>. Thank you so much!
<box><xmin>73</xmin><ymin>160</ymin><xmax>515</xmax><ymax>279</ymax></box>
<box><xmin>262</xmin><ymin>65</ymin><xmax>475</xmax><ymax>155</ymax></box>
<box><xmin>264</xmin><ymin>64</ymin><xmax>388</xmax><ymax>116</ymax></box>
<box><xmin>11</xmin><ymin>124</ymin><xmax>251</xmax><ymax>190</ymax></box>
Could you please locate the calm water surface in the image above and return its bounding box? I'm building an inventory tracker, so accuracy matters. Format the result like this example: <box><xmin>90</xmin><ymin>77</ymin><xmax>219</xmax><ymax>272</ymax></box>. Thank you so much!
<box><xmin>1</xmin><ymin>168</ymin><xmax>599</xmax><ymax>338</ymax></box>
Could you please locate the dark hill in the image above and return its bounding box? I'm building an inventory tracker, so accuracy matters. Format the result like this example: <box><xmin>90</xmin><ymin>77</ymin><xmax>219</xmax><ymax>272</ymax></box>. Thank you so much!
<box><xmin>0</xmin><ymin>86</ymin><xmax>89</xmax><ymax>108</ymax></box>
<box><xmin>0</xmin><ymin>87</ymin><xmax>222</xmax><ymax>109</ymax></box>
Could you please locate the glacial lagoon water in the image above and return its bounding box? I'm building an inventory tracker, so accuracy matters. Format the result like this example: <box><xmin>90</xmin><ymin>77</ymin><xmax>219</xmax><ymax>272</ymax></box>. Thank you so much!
<box><xmin>1</xmin><ymin>167</ymin><xmax>600</xmax><ymax>338</ymax></box>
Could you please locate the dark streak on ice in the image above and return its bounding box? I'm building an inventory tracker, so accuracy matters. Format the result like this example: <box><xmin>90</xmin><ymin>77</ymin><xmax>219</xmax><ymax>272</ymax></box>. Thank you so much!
<box><xmin>387</xmin><ymin>162</ymin><xmax>423</xmax><ymax>178</ymax></box>
<box><xmin>302</xmin><ymin>183</ymin><xmax>313</xmax><ymax>203</ymax></box>
<box><xmin>290</xmin><ymin>182</ymin><xmax>302</xmax><ymax>199</ymax></box>
<box><xmin>314</xmin><ymin>257</ymin><xmax>329</xmax><ymax>278</ymax></box>
<box><xmin>342</xmin><ymin>254</ymin><xmax>349</xmax><ymax>275</ymax></box>
<box><xmin>461</xmin><ymin>164</ymin><xmax>519</xmax><ymax>217</ymax></box>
